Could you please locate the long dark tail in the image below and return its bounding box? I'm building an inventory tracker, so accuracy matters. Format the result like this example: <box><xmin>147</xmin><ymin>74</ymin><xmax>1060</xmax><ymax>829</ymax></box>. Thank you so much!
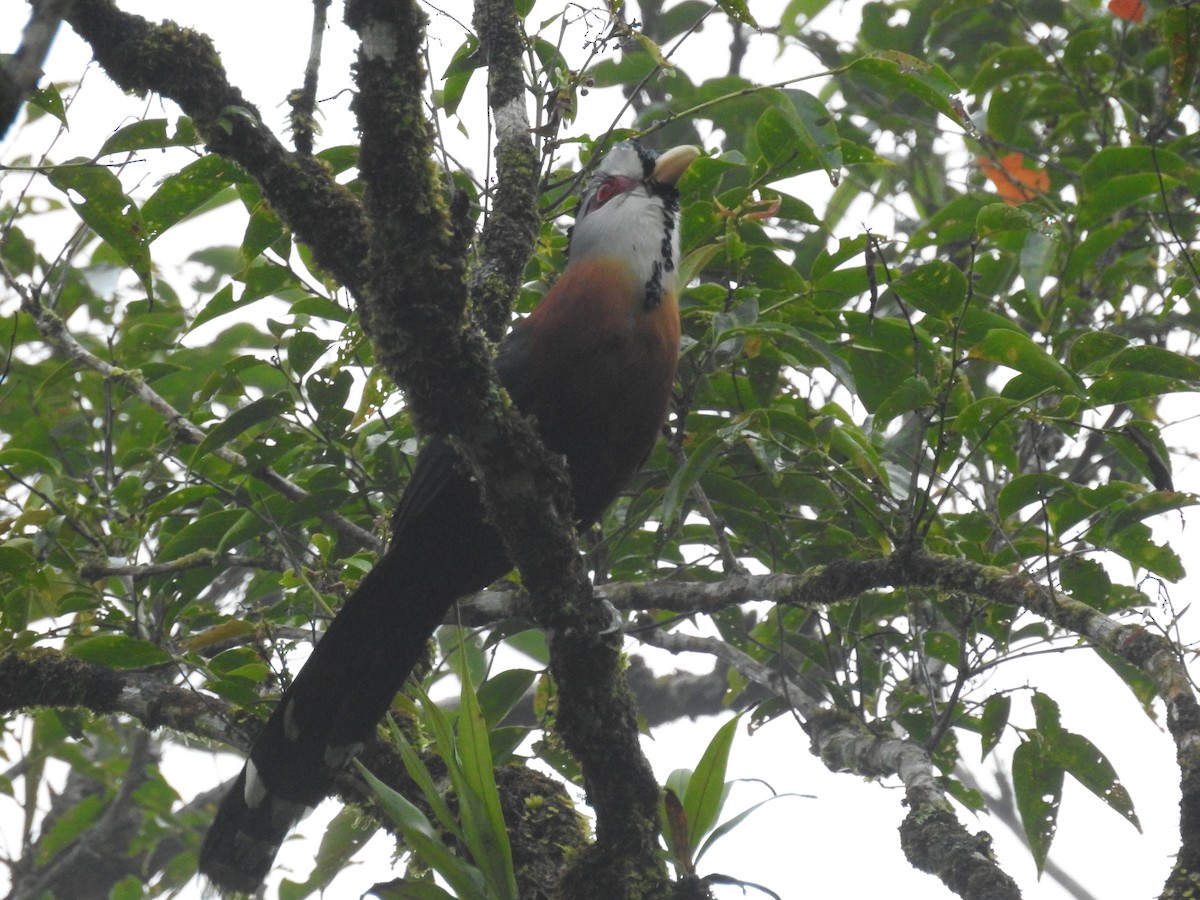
<box><xmin>198</xmin><ymin>446</ymin><xmax>510</xmax><ymax>893</ymax></box>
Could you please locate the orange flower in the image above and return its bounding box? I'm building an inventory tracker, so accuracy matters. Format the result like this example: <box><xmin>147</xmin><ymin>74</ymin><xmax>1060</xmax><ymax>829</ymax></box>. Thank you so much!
<box><xmin>978</xmin><ymin>152</ymin><xmax>1050</xmax><ymax>205</ymax></box>
<box><xmin>1108</xmin><ymin>0</ymin><xmax>1145</xmax><ymax>22</ymax></box>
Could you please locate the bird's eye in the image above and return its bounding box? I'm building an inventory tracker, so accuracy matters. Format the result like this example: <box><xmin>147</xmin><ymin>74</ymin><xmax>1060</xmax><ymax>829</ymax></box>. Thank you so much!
<box><xmin>592</xmin><ymin>179</ymin><xmax>619</xmax><ymax>209</ymax></box>
<box><xmin>586</xmin><ymin>175</ymin><xmax>635</xmax><ymax>215</ymax></box>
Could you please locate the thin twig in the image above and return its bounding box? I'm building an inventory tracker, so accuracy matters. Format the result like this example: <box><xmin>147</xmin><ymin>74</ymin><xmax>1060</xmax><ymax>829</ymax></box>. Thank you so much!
<box><xmin>289</xmin><ymin>0</ymin><xmax>332</xmax><ymax>155</ymax></box>
<box><xmin>4</xmin><ymin>258</ymin><xmax>380</xmax><ymax>551</ymax></box>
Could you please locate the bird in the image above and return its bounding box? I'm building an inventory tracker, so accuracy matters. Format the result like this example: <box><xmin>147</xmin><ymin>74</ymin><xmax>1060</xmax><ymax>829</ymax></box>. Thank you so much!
<box><xmin>197</xmin><ymin>140</ymin><xmax>700</xmax><ymax>894</ymax></box>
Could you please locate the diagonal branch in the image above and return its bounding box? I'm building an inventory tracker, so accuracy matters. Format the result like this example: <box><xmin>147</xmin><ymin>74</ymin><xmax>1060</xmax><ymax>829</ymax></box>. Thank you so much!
<box><xmin>0</xmin><ymin>647</ymin><xmax>586</xmax><ymax>899</ymax></box>
<box><xmin>613</xmin><ymin>550</ymin><xmax>1200</xmax><ymax>898</ymax></box>
<box><xmin>642</xmin><ymin>627</ymin><xmax>1021</xmax><ymax>900</ymax></box>
<box><xmin>0</xmin><ymin>647</ymin><xmax>242</xmax><ymax>746</ymax></box>
<box><xmin>0</xmin><ymin>0</ymin><xmax>70</xmax><ymax>139</ymax></box>
<box><xmin>8</xmin><ymin>261</ymin><xmax>379</xmax><ymax>552</ymax></box>
<box><xmin>63</xmin><ymin>0</ymin><xmax>369</xmax><ymax>296</ymax></box>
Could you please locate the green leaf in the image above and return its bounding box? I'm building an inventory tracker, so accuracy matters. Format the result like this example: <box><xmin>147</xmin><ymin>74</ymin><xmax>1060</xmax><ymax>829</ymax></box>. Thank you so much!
<box><xmin>1089</xmin><ymin>371</ymin><xmax>1194</xmax><ymax>406</ymax></box>
<box><xmin>968</xmin><ymin>329</ymin><xmax>1079</xmax><ymax>394</ymax></box>
<box><xmin>0</xmin><ymin>448</ymin><xmax>63</xmax><ymax>476</ymax></box>
<box><xmin>847</xmin><ymin>51</ymin><xmax>969</xmax><ymax>129</ymax></box>
<box><xmin>368</xmin><ymin>882</ymin><xmax>457</xmax><ymax>900</ymax></box>
<box><xmin>1092</xmin><ymin>647</ymin><xmax>1158</xmax><ymax>718</ymax></box>
<box><xmin>684</xmin><ymin>714</ymin><xmax>740</xmax><ymax>850</ymax></box>
<box><xmin>110</xmin><ymin>876</ymin><xmax>143</xmax><ymax>900</ymax></box>
<box><xmin>35</xmin><ymin>793</ymin><xmax>104</xmax><ymax>863</ymax></box>
<box><xmin>356</xmin><ymin>763</ymin><xmax>488</xmax><ymax>898</ymax></box>
<box><xmin>1068</xmin><ymin>332</ymin><xmax>1128</xmax><ymax>373</ymax></box>
<box><xmin>873</xmin><ymin>376</ymin><xmax>936</xmax><ymax>427</ymax></box>
<box><xmin>694</xmin><ymin>792</ymin><xmax>813</xmax><ymax>864</ymax></box>
<box><xmin>969</xmin><ymin>46</ymin><xmax>1050</xmax><ymax>94</ymax></box>
<box><xmin>997</xmin><ymin>474</ymin><xmax>1072</xmax><ymax>520</ymax></box>
<box><xmin>974</xmin><ymin>202</ymin><xmax>1033</xmax><ymax>237</ymax></box>
<box><xmin>440</xmin><ymin>36</ymin><xmax>482</xmax><ymax>117</ymax></box>
<box><xmin>99</xmin><ymin>117</ymin><xmax>199</xmax><ymax>155</ymax></box>
<box><xmin>1012</xmin><ymin>738</ymin><xmax>1063</xmax><ymax>874</ymax></box>
<box><xmin>952</xmin><ymin>396</ymin><xmax>1019</xmax><ymax>438</ymax></box>
<box><xmin>922</xmin><ymin>631</ymin><xmax>960</xmax><ymax>666</ymax></box>
<box><xmin>1030</xmin><ymin>691</ymin><xmax>1061</xmax><ymax>737</ymax></box>
<box><xmin>477</xmin><ymin>668</ymin><xmax>536</xmax><ymax>728</ymax></box>
<box><xmin>1046</xmin><ymin>730</ymin><xmax>1141</xmax><ymax>832</ymax></box>
<box><xmin>388</xmin><ymin>713</ymin><xmax>465</xmax><ymax>845</ymax></box>
<box><xmin>980</xmin><ymin>694</ymin><xmax>1010</xmax><ymax>760</ymax></box>
<box><xmin>287</xmin><ymin>332</ymin><xmax>331</xmax><ymax>378</ymax></box>
<box><xmin>307</xmin><ymin>370</ymin><xmax>354</xmax><ymax>421</ymax></box>
<box><xmin>662</xmin><ymin>419</ymin><xmax>746</xmax><ymax>524</ymax></box>
<box><xmin>47</xmin><ymin>161</ymin><xmax>153</xmax><ymax>298</ymax></box>
<box><xmin>1019</xmin><ymin>231</ymin><xmax>1057</xmax><ymax>303</ymax></box>
<box><xmin>456</xmin><ymin>661</ymin><xmax>518</xmax><ymax>899</ymax></box>
<box><xmin>679</xmin><ymin>243</ymin><xmax>723</xmax><ymax>287</ymax></box>
<box><xmin>142</xmin><ymin>154</ymin><xmax>244</xmax><ymax>239</ymax></box>
<box><xmin>1059</xmin><ymin>558</ymin><xmax>1112</xmax><ymax>607</ymax></box>
<box><xmin>158</xmin><ymin>509</ymin><xmax>246</xmax><ymax>560</ymax></box>
<box><xmin>891</xmin><ymin>260</ymin><xmax>967</xmax><ymax>315</ymax></box>
<box><xmin>715</xmin><ymin>0</ymin><xmax>758</xmax><ymax>27</ymax></box>
<box><xmin>769</xmin><ymin>90</ymin><xmax>842</xmax><ymax>182</ymax></box>
<box><xmin>1102</xmin><ymin>491</ymin><xmax>1197</xmax><ymax>539</ymax></box>
<box><xmin>1109</xmin><ymin>422</ymin><xmax>1174</xmax><ymax>492</ymax></box>
<box><xmin>29</xmin><ymin>84</ymin><xmax>67</xmax><ymax>125</ymax></box>
<box><xmin>844</xmin><ymin>344</ymin><xmax>913</xmax><ymax>414</ymax></box>
<box><xmin>1080</xmin><ymin>146</ymin><xmax>1199</xmax><ymax>192</ymax></box>
<box><xmin>278</xmin><ymin>806</ymin><xmax>376</xmax><ymax>900</ymax></box>
<box><xmin>191</xmin><ymin>393</ymin><xmax>291</xmax><ymax>465</ymax></box>
<box><xmin>1100</xmin><ymin>523</ymin><xmax>1186</xmax><ymax>581</ymax></box>
<box><xmin>1105</xmin><ymin>345</ymin><xmax>1200</xmax><ymax>381</ymax></box>
<box><xmin>238</xmin><ymin>203</ymin><xmax>288</xmax><ymax>266</ymax></box>
<box><xmin>69</xmin><ymin>634</ymin><xmax>170</xmax><ymax>668</ymax></box>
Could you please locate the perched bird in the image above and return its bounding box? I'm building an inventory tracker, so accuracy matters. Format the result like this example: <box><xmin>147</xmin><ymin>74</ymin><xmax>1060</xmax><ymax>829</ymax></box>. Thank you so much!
<box><xmin>197</xmin><ymin>140</ymin><xmax>700</xmax><ymax>893</ymax></box>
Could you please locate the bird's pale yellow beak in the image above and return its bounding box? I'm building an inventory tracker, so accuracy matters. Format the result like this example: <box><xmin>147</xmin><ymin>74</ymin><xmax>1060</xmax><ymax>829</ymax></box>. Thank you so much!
<box><xmin>653</xmin><ymin>145</ymin><xmax>702</xmax><ymax>187</ymax></box>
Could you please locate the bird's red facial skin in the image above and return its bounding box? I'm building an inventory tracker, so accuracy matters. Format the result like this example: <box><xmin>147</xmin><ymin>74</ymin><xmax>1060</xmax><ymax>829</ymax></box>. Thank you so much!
<box><xmin>584</xmin><ymin>175</ymin><xmax>639</xmax><ymax>216</ymax></box>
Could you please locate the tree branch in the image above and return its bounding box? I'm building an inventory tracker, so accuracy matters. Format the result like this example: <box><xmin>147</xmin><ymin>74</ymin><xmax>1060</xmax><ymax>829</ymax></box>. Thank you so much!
<box><xmin>642</xmin><ymin>625</ymin><xmax>1020</xmax><ymax>899</ymax></box>
<box><xmin>7</xmin><ymin>260</ymin><xmax>380</xmax><ymax>553</ymax></box>
<box><xmin>0</xmin><ymin>647</ymin><xmax>242</xmax><ymax>746</ymax></box>
<box><xmin>0</xmin><ymin>647</ymin><xmax>586</xmax><ymax>899</ymax></box>
<box><xmin>342</xmin><ymin>3</ymin><xmax>672</xmax><ymax>895</ymax></box>
<box><xmin>0</xmin><ymin>0</ymin><xmax>69</xmax><ymax>139</ymax></box>
<box><xmin>62</xmin><ymin>0</ymin><xmax>370</xmax><ymax>295</ymax></box>
<box><xmin>470</xmin><ymin>0</ymin><xmax>541</xmax><ymax>340</ymax></box>
<box><xmin>288</xmin><ymin>0</ymin><xmax>332</xmax><ymax>156</ymax></box>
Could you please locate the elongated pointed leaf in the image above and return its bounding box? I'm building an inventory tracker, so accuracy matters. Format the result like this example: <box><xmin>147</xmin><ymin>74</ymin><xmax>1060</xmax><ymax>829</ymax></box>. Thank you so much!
<box><xmin>47</xmin><ymin>161</ymin><xmax>153</xmax><ymax>298</ymax></box>
<box><xmin>386</xmin><ymin>716</ymin><xmax>465</xmax><ymax>846</ymax></box>
<box><xmin>969</xmin><ymin>329</ymin><xmax>1079</xmax><ymax>394</ymax></box>
<box><xmin>661</xmin><ymin>788</ymin><xmax>694</xmax><ymax>874</ymax></box>
<box><xmin>457</xmin><ymin>661</ymin><xmax>518</xmax><ymax>899</ymax></box>
<box><xmin>1048</xmin><ymin>730</ymin><xmax>1141</xmax><ymax>832</ymax></box>
<box><xmin>684</xmin><ymin>714</ymin><xmax>741</xmax><ymax>848</ymax></box>
<box><xmin>190</xmin><ymin>392</ymin><xmax>291</xmax><ymax>466</ymax></box>
<box><xmin>694</xmin><ymin>791</ymin><xmax>813</xmax><ymax>864</ymax></box>
<box><xmin>141</xmin><ymin>153</ymin><xmax>244</xmax><ymax>238</ymax></box>
<box><xmin>355</xmin><ymin>764</ymin><xmax>487</xmax><ymax>898</ymax></box>
<box><xmin>663</xmin><ymin>432</ymin><xmax>723</xmax><ymax>524</ymax></box>
<box><xmin>847</xmin><ymin>52</ymin><xmax>970</xmax><ymax>130</ymax></box>
<box><xmin>1012</xmin><ymin>738</ymin><xmax>1063</xmax><ymax>874</ymax></box>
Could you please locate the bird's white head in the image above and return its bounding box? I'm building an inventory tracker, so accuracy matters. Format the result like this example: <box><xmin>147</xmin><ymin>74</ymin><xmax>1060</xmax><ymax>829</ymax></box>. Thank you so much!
<box><xmin>568</xmin><ymin>141</ymin><xmax>701</xmax><ymax>309</ymax></box>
